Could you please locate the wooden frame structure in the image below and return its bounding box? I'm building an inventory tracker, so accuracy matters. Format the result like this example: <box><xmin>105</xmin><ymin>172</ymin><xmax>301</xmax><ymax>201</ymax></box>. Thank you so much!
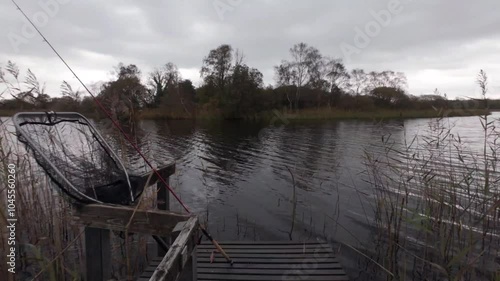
<box><xmin>73</xmin><ymin>163</ymin><xmax>199</xmax><ymax>281</ymax></box>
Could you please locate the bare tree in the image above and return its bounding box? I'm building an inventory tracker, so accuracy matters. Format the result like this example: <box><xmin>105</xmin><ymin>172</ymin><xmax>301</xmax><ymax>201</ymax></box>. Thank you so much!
<box><xmin>148</xmin><ymin>62</ymin><xmax>180</xmax><ymax>105</ymax></box>
<box><xmin>234</xmin><ymin>49</ymin><xmax>245</xmax><ymax>68</ymax></box>
<box><xmin>324</xmin><ymin>58</ymin><xmax>350</xmax><ymax>92</ymax></box>
<box><xmin>274</xmin><ymin>62</ymin><xmax>294</xmax><ymax>111</ymax></box>
<box><xmin>350</xmin><ymin>69</ymin><xmax>367</xmax><ymax>95</ymax></box>
<box><xmin>275</xmin><ymin>42</ymin><xmax>323</xmax><ymax>110</ymax></box>
<box><xmin>382</xmin><ymin>71</ymin><xmax>408</xmax><ymax>90</ymax></box>
<box><xmin>323</xmin><ymin>58</ymin><xmax>350</xmax><ymax>107</ymax></box>
<box><xmin>366</xmin><ymin>71</ymin><xmax>384</xmax><ymax>90</ymax></box>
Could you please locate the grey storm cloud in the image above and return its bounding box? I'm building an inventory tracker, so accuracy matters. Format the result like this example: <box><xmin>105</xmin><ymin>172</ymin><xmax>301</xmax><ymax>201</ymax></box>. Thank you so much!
<box><xmin>1</xmin><ymin>0</ymin><xmax>500</xmax><ymax>98</ymax></box>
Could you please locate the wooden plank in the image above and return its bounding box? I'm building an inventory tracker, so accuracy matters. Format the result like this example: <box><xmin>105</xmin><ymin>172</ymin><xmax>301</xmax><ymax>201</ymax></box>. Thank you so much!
<box><xmin>85</xmin><ymin>227</ymin><xmax>111</xmax><ymax>281</ymax></box>
<box><xmin>148</xmin><ymin>261</ymin><xmax>162</xmax><ymax>267</ymax></box>
<box><xmin>197</xmin><ymin>268</ymin><xmax>346</xmax><ymax>275</ymax></box>
<box><xmin>198</xmin><ymin>258</ymin><xmax>339</xmax><ymax>264</ymax></box>
<box><xmin>139</xmin><ymin>163</ymin><xmax>176</xmax><ymax>186</ymax></box>
<box><xmin>199</xmin><ymin>278</ymin><xmax>348</xmax><ymax>281</ymax></box>
<box><xmin>148</xmin><ymin>216</ymin><xmax>198</xmax><ymax>281</ymax></box>
<box><xmin>197</xmin><ymin>274</ymin><xmax>349</xmax><ymax>281</ymax></box>
<box><xmin>143</xmin><ymin>266</ymin><xmax>158</xmax><ymax>272</ymax></box>
<box><xmin>197</xmin><ymin>244</ymin><xmax>331</xmax><ymax>250</ymax></box>
<box><xmin>151</xmin><ymin>257</ymin><xmax>166</xmax><ymax>262</ymax></box>
<box><xmin>197</xmin><ymin>248</ymin><xmax>333</xmax><ymax>254</ymax></box>
<box><xmin>197</xmin><ymin>263</ymin><xmax>344</xmax><ymax>269</ymax></box>
<box><xmin>198</xmin><ymin>275</ymin><xmax>349</xmax><ymax>281</ymax></box>
<box><xmin>197</xmin><ymin>253</ymin><xmax>335</xmax><ymax>259</ymax></box>
<box><xmin>199</xmin><ymin>241</ymin><xmax>325</xmax><ymax>245</ymax></box>
<box><xmin>74</xmin><ymin>204</ymin><xmax>190</xmax><ymax>236</ymax></box>
<box><xmin>192</xmin><ymin>246</ymin><xmax>198</xmax><ymax>281</ymax></box>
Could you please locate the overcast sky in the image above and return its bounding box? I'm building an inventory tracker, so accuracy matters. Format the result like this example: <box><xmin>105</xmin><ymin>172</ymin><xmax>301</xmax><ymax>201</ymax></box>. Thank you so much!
<box><xmin>1</xmin><ymin>0</ymin><xmax>500</xmax><ymax>99</ymax></box>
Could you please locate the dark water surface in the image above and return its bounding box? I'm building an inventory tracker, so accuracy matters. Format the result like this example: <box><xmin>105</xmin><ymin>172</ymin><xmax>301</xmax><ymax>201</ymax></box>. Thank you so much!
<box><xmin>107</xmin><ymin>112</ymin><xmax>499</xmax><ymax>279</ymax></box>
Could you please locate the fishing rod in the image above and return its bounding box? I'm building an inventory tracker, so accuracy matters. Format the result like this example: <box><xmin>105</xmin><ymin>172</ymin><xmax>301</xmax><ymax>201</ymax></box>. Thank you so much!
<box><xmin>10</xmin><ymin>0</ymin><xmax>233</xmax><ymax>264</ymax></box>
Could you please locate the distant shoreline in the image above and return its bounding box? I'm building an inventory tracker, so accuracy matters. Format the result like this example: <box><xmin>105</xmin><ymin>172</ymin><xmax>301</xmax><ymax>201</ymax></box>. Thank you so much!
<box><xmin>0</xmin><ymin>108</ymin><xmax>491</xmax><ymax>121</ymax></box>
<box><xmin>279</xmin><ymin>108</ymin><xmax>492</xmax><ymax>121</ymax></box>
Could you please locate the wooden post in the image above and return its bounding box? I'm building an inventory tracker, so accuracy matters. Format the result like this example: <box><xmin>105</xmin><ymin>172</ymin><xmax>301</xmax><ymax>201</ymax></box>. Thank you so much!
<box><xmin>157</xmin><ymin>172</ymin><xmax>170</xmax><ymax>257</ymax></box>
<box><xmin>85</xmin><ymin>227</ymin><xmax>111</xmax><ymax>281</ymax></box>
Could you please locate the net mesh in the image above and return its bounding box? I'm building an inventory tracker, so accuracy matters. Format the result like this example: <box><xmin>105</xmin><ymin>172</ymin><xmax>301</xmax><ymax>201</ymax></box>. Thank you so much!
<box><xmin>13</xmin><ymin>112</ymin><xmax>145</xmax><ymax>205</ymax></box>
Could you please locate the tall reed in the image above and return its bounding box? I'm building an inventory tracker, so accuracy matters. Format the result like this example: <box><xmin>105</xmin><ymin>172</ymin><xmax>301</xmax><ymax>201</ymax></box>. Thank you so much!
<box><xmin>364</xmin><ymin>71</ymin><xmax>500</xmax><ymax>280</ymax></box>
<box><xmin>0</xmin><ymin>119</ymin><xmax>160</xmax><ymax>280</ymax></box>
<box><xmin>0</xmin><ymin>118</ymin><xmax>85</xmax><ymax>280</ymax></box>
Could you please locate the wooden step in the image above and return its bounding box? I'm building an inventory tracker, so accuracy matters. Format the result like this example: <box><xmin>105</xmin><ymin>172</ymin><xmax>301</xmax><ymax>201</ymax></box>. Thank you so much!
<box><xmin>138</xmin><ymin>241</ymin><xmax>349</xmax><ymax>281</ymax></box>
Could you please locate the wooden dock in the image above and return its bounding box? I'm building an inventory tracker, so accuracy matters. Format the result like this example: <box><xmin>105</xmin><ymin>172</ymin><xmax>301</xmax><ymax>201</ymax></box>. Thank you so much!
<box><xmin>71</xmin><ymin>162</ymin><xmax>348</xmax><ymax>281</ymax></box>
<box><xmin>139</xmin><ymin>241</ymin><xmax>349</xmax><ymax>281</ymax></box>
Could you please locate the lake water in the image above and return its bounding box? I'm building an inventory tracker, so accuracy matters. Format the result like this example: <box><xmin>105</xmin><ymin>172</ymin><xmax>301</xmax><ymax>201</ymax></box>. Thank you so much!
<box><xmin>3</xmin><ymin>112</ymin><xmax>499</xmax><ymax>280</ymax></box>
<box><xmin>115</xmin><ymin>112</ymin><xmax>499</xmax><ymax>279</ymax></box>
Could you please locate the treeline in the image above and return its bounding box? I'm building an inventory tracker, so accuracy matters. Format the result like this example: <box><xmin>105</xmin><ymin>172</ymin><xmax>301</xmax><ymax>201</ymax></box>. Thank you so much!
<box><xmin>0</xmin><ymin>43</ymin><xmax>496</xmax><ymax>119</ymax></box>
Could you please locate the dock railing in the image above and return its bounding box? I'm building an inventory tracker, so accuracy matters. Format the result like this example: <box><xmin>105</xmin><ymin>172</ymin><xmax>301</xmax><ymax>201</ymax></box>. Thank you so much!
<box><xmin>72</xmin><ymin>163</ymin><xmax>199</xmax><ymax>281</ymax></box>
